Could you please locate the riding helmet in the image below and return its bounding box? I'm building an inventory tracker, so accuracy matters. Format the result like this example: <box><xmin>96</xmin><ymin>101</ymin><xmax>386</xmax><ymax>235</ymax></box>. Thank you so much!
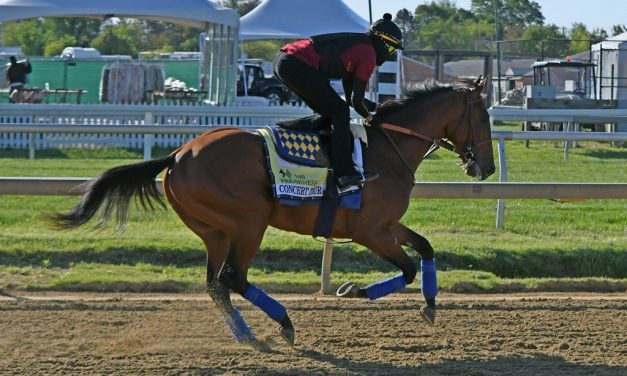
<box><xmin>367</xmin><ymin>13</ymin><xmax>404</xmax><ymax>65</ymax></box>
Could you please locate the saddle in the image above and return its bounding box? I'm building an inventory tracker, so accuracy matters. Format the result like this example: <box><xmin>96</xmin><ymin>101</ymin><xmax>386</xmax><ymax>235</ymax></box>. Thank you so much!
<box><xmin>270</xmin><ymin>121</ymin><xmax>329</xmax><ymax>168</ymax></box>
<box><xmin>273</xmin><ymin>114</ymin><xmax>368</xmax><ymax>167</ymax></box>
<box><xmin>256</xmin><ymin>117</ymin><xmax>366</xmax><ymax>209</ymax></box>
<box><xmin>273</xmin><ymin>114</ymin><xmax>331</xmax><ymax>167</ymax></box>
<box><xmin>276</xmin><ymin>114</ymin><xmax>331</xmax><ymax>133</ymax></box>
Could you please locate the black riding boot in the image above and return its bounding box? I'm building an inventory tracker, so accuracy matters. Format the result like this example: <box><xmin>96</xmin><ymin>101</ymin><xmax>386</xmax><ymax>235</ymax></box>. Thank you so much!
<box><xmin>330</xmin><ymin>111</ymin><xmax>378</xmax><ymax>189</ymax></box>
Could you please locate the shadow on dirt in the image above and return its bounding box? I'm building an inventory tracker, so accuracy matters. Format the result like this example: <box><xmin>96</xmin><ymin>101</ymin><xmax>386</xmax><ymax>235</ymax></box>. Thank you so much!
<box><xmin>248</xmin><ymin>351</ymin><xmax>627</xmax><ymax>376</ymax></box>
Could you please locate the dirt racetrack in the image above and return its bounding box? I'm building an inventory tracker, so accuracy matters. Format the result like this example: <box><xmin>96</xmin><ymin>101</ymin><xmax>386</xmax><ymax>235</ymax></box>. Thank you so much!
<box><xmin>1</xmin><ymin>291</ymin><xmax>625</xmax><ymax>375</ymax></box>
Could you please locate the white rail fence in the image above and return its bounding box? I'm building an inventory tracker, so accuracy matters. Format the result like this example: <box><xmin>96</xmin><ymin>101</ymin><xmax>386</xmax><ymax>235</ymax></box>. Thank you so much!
<box><xmin>1</xmin><ymin>106</ymin><xmax>626</xmax><ymax>292</ymax></box>
<box><xmin>0</xmin><ymin>103</ymin><xmax>313</xmax><ymax>153</ymax></box>
<box><xmin>2</xmin><ymin>177</ymin><xmax>625</xmax><ymax>199</ymax></box>
<box><xmin>1</xmin><ymin>123</ymin><xmax>625</xmax><ymax>228</ymax></box>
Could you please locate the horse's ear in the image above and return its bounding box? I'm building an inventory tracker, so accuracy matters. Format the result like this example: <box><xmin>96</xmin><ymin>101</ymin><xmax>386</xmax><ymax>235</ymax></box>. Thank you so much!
<box><xmin>473</xmin><ymin>75</ymin><xmax>482</xmax><ymax>87</ymax></box>
<box><xmin>473</xmin><ymin>75</ymin><xmax>486</xmax><ymax>91</ymax></box>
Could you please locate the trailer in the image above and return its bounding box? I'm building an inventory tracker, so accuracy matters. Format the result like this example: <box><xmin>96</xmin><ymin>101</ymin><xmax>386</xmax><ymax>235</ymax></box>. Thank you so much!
<box><xmin>524</xmin><ymin>60</ymin><xmax>614</xmax><ymax>132</ymax></box>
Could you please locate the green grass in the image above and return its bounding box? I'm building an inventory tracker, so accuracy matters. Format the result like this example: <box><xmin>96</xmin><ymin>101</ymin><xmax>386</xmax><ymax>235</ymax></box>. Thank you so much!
<box><xmin>0</xmin><ymin>124</ymin><xmax>625</xmax><ymax>293</ymax></box>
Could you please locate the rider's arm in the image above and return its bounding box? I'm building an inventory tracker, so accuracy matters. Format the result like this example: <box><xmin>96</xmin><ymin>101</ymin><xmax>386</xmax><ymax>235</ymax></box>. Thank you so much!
<box><xmin>344</xmin><ymin>44</ymin><xmax>379</xmax><ymax>121</ymax></box>
<box><xmin>342</xmin><ymin>77</ymin><xmax>353</xmax><ymax>106</ymax></box>
<box><xmin>363</xmin><ymin>97</ymin><xmax>378</xmax><ymax>112</ymax></box>
<box><xmin>346</xmin><ymin>78</ymin><xmax>377</xmax><ymax>113</ymax></box>
<box><xmin>350</xmin><ymin>77</ymin><xmax>372</xmax><ymax>119</ymax></box>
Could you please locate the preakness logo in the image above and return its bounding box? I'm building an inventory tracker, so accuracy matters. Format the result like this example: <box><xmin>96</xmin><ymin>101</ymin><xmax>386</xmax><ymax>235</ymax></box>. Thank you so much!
<box><xmin>278</xmin><ymin>170</ymin><xmax>322</xmax><ymax>187</ymax></box>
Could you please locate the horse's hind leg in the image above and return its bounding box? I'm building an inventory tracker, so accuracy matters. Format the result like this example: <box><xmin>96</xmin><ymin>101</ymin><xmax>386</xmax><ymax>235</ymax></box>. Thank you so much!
<box><xmin>163</xmin><ymin>185</ymin><xmax>257</xmax><ymax>343</ymax></box>
<box><xmin>163</xmin><ymin>165</ymin><xmax>293</xmax><ymax>345</ymax></box>
<box><xmin>200</xmin><ymin>230</ymin><xmax>260</xmax><ymax>344</ymax></box>
<box><xmin>218</xmin><ymin>230</ymin><xmax>295</xmax><ymax>345</ymax></box>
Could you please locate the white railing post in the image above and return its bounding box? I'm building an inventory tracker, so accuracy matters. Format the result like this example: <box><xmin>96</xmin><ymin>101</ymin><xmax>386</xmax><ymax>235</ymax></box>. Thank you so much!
<box><xmin>28</xmin><ymin>133</ymin><xmax>35</xmax><ymax>160</ymax></box>
<box><xmin>320</xmin><ymin>239</ymin><xmax>334</xmax><ymax>294</ymax></box>
<box><xmin>563</xmin><ymin>121</ymin><xmax>571</xmax><ymax>161</ymax></box>
<box><xmin>496</xmin><ymin>137</ymin><xmax>507</xmax><ymax>228</ymax></box>
<box><xmin>144</xmin><ymin>111</ymin><xmax>153</xmax><ymax>160</ymax></box>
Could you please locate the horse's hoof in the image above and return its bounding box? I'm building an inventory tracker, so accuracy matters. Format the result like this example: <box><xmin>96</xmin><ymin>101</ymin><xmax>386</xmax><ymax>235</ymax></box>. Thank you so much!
<box><xmin>280</xmin><ymin>327</ymin><xmax>295</xmax><ymax>346</ymax></box>
<box><xmin>419</xmin><ymin>306</ymin><xmax>436</xmax><ymax>325</ymax></box>
<box><xmin>336</xmin><ymin>282</ymin><xmax>359</xmax><ymax>298</ymax></box>
<box><xmin>249</xmin><ymin>339</ymin><xmax>272</xmax><ymax>352</ymax></box>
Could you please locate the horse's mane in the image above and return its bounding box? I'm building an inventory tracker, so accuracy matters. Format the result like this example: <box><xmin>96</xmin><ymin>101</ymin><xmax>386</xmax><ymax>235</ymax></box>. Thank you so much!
<box><xmin>376</xmin><ymin>78</ymin><xmax>475</xmax><ymax>118</ymax></box>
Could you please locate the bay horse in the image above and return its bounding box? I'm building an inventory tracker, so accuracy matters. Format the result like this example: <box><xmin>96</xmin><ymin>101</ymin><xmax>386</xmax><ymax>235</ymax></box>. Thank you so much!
<box><xmin>51</xmin><ymin>77</ymin><xmax>495</xmax><ymax>347</ymax></box>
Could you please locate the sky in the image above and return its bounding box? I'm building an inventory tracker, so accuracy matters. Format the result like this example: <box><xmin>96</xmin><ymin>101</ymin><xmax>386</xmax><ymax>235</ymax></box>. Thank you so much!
<box><xmin>342</xmin><ymin>0</ymin><xmax>627</xmax><ymax>33</ymax></box>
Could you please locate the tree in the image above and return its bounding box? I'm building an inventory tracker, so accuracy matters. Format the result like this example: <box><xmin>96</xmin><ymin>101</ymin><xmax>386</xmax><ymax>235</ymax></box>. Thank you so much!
<box><xmin>238</xmin><ymin>0</ymin><xmax>261</xmax><ymax>16</ymax></box>
<box><xmin>413</xmin><ymin>1</ymin><xmax>495</xmax><ymax>50</ymax></box>
<box><xmin>2</xmin><ymin>20</ymin><xmax>46</xmax><ymax>56</ymax></box>
<box><xmin>43</xmin><ymin>18</ymin><xmax>101</xmax><ymax>47</ymax></box>
<box><xmin>471</xmin><ymin>0</ymin><xmax>544</xmax><ymax>40</ymax></box>
<box><xmin>219</xmin><ymin>0</ymin><xmax>261</xmax><ymax>16</ymax></box>
<box><xmin>520</xmin><ymin>24</ymin><xmax>567</xmax><ymax>58</ymax></box>
<box><xmin>91</xmin><ymin>21</ymin><xmax>145</xmax><ymax>57</ymax></box>
<box><xmin>139</xmin><ymin>19</ymin><xmax>219</xmax><ymax>53</ymax></box>
<box><xmin>611</xmin><ymin>25</ymin><xmax>627</xmax><ymax>37</ymax></box>
<box><xmin>243</xmin><ymin>40</ymin><xmax>282</xmax><ymax>61</ymax></box>
<box><xmin>44</xmin><ymin>35</ymin><xmax>77</xmax><ymax>57</ymax></box>
<box><xmin>414</xmin><ymin>0</ymin><xmax>476</xmax><ymax>28</ymax></box>
<box><xmin>394</xmin><ymin>9</ymin><xmax>418</xmax><ymax>50</ymax></box>
<box><xmin>37</xmin><ymin>18</ymin><xmax>102</xmax><ymax>57</ymax></box>
<box><xmin>567</xmin><ymin>25</ymin><xmax>606</xmax><ymax>50</ymax></box>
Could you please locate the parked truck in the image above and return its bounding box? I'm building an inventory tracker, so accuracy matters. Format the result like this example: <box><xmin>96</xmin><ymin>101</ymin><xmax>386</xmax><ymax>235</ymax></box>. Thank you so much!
<box><xmin>237</xmin><ymin>63</ymin><xmax>296</xmax><ymax>104</ymax></box>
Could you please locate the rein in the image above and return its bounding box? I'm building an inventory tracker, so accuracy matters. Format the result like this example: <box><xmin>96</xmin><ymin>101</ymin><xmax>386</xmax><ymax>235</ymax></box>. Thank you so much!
<box><xmin>380</xmin><ymin>123</ymin><xmax>457</xmax><ymax>153</ymax></box>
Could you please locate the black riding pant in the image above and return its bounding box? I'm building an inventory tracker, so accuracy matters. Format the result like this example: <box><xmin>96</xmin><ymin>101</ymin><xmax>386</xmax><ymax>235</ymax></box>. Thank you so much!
<box><xmin>273</xmin><ymin>52</ymin><xmax>355</xmax><ymax>178</ymax></box>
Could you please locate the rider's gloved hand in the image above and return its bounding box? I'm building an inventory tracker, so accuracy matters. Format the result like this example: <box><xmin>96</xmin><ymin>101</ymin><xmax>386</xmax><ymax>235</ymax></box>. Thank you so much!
<box><xmin>365</xmin><ymin>114</ymin><xmax>382</xmax><ymax>128</ymax></box>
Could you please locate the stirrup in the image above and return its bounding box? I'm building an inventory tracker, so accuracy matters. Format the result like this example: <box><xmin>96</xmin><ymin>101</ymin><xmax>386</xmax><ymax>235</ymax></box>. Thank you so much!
<box><xmin>337</xmin><ymin>171</ymin><xmax>379</xmax><ymax>190</ymax></box>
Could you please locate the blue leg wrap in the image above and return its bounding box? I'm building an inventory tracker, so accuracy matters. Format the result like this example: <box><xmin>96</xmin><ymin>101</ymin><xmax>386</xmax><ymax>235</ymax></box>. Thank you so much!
<box><xmin>364</xmin><ymin>273</ymin><xmax>406</xmax><ymax>300</ymax></box>
<box><xmin>421</xmin><ymin>259</ymin><xmax>438</xmax><ymax>299</ymax></box>
<box><xmin>243</xmin><ymin>284</ymin><xmax>287</xmax><ymax>322</ymax></box>
<box><xmin>223</xmin><ymin>307</ymin><xmax>255</xmax><ymax>343</ymax></box>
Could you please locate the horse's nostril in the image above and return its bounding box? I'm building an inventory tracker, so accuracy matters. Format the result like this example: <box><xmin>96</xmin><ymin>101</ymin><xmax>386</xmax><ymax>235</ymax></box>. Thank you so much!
<box><xmin>486</xmin><ymin>166</ymin><xmax>496</xmax><ymax>177</ymax></box>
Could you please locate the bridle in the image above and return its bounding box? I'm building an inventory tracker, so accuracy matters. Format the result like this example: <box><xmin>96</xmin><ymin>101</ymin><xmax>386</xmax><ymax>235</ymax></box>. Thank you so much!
<box><xmin>377</xmin><ymin>89</ymin><xmax>490</xmax><ymax>184</ymax></box>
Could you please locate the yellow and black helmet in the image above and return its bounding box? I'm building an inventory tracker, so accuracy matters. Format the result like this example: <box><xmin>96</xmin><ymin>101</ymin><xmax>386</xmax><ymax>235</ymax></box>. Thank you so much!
<box><xmin>368</xmin><ymin>13</ymin><xmax>404</xmax><ymax>50</ymax></box>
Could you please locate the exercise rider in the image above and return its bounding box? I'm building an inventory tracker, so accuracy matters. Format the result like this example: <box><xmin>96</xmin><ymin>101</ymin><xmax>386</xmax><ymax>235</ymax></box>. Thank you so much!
<box><xmin>273</xmin><ymin>13</ymin><xmax>404</xmax><ymax>189</ymax></box>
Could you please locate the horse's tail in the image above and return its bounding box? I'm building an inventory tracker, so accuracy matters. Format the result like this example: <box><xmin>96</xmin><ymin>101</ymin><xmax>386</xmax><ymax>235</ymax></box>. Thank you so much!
<box><xmin>51</xmin><ymin>155</ymin><xmax>175</xmax><ymax>229</ymax></box>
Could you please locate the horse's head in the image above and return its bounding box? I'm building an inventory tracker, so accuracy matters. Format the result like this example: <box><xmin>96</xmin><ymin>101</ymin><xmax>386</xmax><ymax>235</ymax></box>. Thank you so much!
<box><xmin>375</xmin><ymin>77</ymin><xmax>495</xmax><ymax>182</ymax></box>
<box><xmin>446</xmin><ymin>77</ymin><xmax>495</xmax><ymax>181</ymax></box>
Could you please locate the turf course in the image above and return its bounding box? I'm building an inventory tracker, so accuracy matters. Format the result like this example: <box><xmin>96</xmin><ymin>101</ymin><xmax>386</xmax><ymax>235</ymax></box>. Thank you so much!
<box><xmin>0</xmin><ymin>124</ymin><xmax>625</xmax><ymax>293</ymax></box>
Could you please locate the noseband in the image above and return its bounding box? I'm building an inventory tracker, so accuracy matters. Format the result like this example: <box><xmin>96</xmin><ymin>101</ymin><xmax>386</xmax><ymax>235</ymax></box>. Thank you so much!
<box><xmin>378</xmin><ymin>90</ymin><xmax>488</xmax><ymax>183</ymax></box>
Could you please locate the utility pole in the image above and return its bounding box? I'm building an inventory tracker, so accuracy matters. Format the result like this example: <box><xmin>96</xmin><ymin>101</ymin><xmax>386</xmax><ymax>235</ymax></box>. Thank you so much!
<box><xmin>493</xmin><ymin>0</ymin><xmax>500</xmax><ymax>41</ymax></box>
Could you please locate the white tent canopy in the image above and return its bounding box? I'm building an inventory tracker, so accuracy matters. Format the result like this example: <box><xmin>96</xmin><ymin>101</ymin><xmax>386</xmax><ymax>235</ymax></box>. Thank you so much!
<box><xmin>0</xmin><ymin>0</ymin><xmax>240</xmax><ymax>105</ymax></box>
<box><xmin>0</xmin><ymin>0</ymin><xmax>239</xmax><ymax>28</ymax></box>
<box><xmin>240</xmin><ymin>0</ymin><xmax>369</xmax><ymax>41</ymax></box>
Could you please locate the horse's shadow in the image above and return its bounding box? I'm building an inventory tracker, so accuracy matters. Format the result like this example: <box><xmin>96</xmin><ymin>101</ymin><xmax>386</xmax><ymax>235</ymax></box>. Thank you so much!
<box><xmin>0</xmin><ymin>245</ymin><xmax>392</xmax><ymax>271</ymax></box>
<box><xmin>219</xmin><ymin>349</ymin><xmax>625</xmax><ymax>375</ymax></box>
<box><xmin>584</xmin><ymin>148</ymin><xmax>626</xmax><ymax>160</ymax></box>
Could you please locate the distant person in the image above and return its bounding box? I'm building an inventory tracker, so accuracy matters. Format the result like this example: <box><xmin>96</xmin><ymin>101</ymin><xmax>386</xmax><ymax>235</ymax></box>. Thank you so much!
<box><xmin>6</xmin><ymin>56</ymin><xmax>32</xmax><ymax>103</ymax></box>
<box><xmin>273</xmin><ymin>13</ymin><xmax>404</xmax><ymax>190</ymax></box>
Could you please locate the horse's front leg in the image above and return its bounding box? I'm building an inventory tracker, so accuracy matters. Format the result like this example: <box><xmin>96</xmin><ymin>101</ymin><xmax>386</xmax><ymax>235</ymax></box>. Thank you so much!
<box><xmin>338</xmin><ymin>228</ymin><xmax>417</xmax><ymax>300</ymax></box>
<box><xmin>391</xmin><ymin>223</ymin><xmax>438</xmax><ymax>324</ymax></box>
